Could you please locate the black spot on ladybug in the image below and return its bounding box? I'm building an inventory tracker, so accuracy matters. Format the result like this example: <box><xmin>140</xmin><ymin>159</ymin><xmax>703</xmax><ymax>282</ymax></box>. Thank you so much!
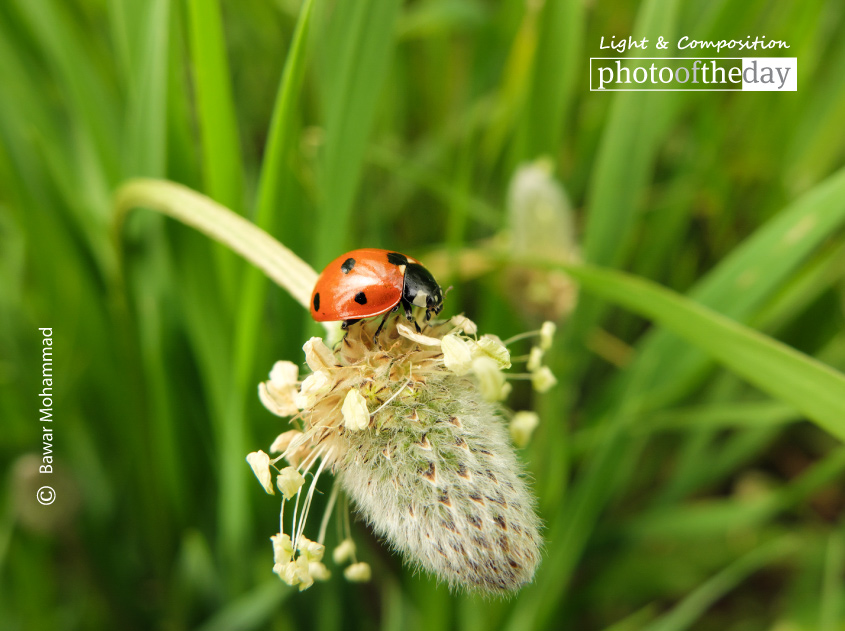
<box><xmin>354</xmin><ymin>292</ymin><xmax>367</xmax><ymax>305</ymax></box>
<box><xmin>341</xmin><ymin>258</ymin><xmax>356</xmax><ymax>274</ymax></box>
<box><xmin>313</xmin><ymin>292</ymin><xmax>320</xmax><ymax>312</ymax></box>
<box><xmin>387</xmin><ymin>251</ymin><xmax>408</xmax><ymax>266</ymax></box>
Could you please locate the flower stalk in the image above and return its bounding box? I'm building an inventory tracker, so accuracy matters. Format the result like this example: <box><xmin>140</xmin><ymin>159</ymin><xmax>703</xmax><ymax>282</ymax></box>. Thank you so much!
<box><xmin>113</xmin><ymin>178</ymin><xmax>319</xmax><ymax>313</ymax></box>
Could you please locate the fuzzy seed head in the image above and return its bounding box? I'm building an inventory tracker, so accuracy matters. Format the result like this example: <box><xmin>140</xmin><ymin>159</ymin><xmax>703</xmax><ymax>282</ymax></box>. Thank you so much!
<box><xmin>338</xmin><ymin>368</ymin><xmax>542</xmax><ymax>593</ymax></box>
<box><xmin>505</xmin><ymin>160</ymin><xmax>581</xmax><ymax>321</ymax></box>
<box><xmin>255</xmin><ymin>315</ymin><xmax>547</xmax><ymax>595</ymax></box>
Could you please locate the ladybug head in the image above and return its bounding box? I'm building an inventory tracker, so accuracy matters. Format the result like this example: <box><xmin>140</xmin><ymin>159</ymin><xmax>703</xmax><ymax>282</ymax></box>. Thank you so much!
<box><xmin>403</xmin><ymin>262</ymin><xmax>444</xmax><ymax>318</ymax></box>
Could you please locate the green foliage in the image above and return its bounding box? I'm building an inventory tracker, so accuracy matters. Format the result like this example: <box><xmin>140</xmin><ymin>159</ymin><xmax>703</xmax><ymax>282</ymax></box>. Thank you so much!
<box><xmin>1</xmin><ymin>0</ymin><xmax>844</xmax><ymax>629</ymax></box>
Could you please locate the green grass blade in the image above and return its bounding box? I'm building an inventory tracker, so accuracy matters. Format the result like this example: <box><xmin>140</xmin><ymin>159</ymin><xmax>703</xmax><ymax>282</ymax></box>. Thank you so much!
<box><xmin>253</xmin><ymin>0</ymin><xmax>315</xmax><ymax>228</ymax></box>
<box><xmin>124</xmin><ymin>0</ymin><xmax>171</xmax><ymax>176</ymax></box>
<box><xmin>625</xmin><ymin>448</ymin><xmax>845</xmax><ymax>541</ymax></box>
<box><xmin>600</xmin><ymin>605</ymin><xmax>659</xmax><ymax>631</ymax></box>
<box><xmin>637</xmin><ymin>400</ymin><xmax>799</xmax><ymax>432</ymax></box>
<box><xmin>582</xmin><ymin>0</ymin><xmax>681</xmax><ymax>267</ymax></box>
<box><xmin>633</xmin><ymin>166</ymin><xmax>845</xmax><ymax>406</ymax></box>
<box><xmin>114</xmin><ymin>179</ymin><xmax>318</xmax><ymax>306</ymax></box>
<box><xmin>516</xmin><ymin>0</ymin><xmax>584</xmax><ymax>161</ymax></box>
<box><xmin>196</xmin><ymin>581</ymin><xmax>291</xmax><ymax>631</ymax></box>
<box><xmin>564</xmin><ymin>264</ymin><xmax>845</xmax><ymax>441</ymax></box>
<box><xmin>187</xmin><ymin>0</ymin><xmax>245</xmax><ymax>211</ymax></box>
<box><xmin>313</xmin><ymin>0</ymin><xmax>402</xmax><ymax>265</ymax></box>
<box><xmin>224</xmin><ymin>0</ymin><xmax>316</xmax><ymax>579</ymax></box>
<box><xmin>820</xmin><ymin>529</ymin><xmax>845</xmax><ymax>631</ymax></box>
<box><xmin>642</xmin><ymin>537</ymin><xmax>797</xmax><ymax>631</ymax></box>
<box><xmin>784</xmin><ymin>15</ymin><xmax>845</xmax><ymax>188</ymax></box>
<box><xmin>12</xmin><ymin>0</ymin><xmax>121</xmax><ymax>183</ymax></box>
<box><xmin>504</xmin><ymin>352</ymin><xmax>659</xmax><ymax>631</ymax></box>
<box><xmin>186</xmin><ymin>0</ymin><xmax>247</xmax><ymax>300</ymax></box>
<box><xmin>558</xmin><ymin>0</ymin><xmax>682</xmax><ymax>394</ymax></box>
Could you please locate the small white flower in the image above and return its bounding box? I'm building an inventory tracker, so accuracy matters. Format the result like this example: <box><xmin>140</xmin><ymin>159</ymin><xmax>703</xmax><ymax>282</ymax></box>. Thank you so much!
<box><xmin>276</xmin><ymin>466</ymin><xmax>305</xmax><ymax>500</ymax></box>
<box><xmin>441</xmin><ymin>334</ymin><xmax>473</xmax><ymax>375</ymax></box>
<box><xmin>474</xmin><ymin>334</ymin><xmax>512</xmax><ymax>369</ymax></box>
<box><xmin>342</xmin><ymin>389</ymin><xmax>370</xmax><ymax>431</ymax></box>
<box><xmin>296</xmin><ymin>370</ymin><xmax>332</xmax><ymax>410</ymax></box>
<box><xmin>344</xmin><ymin>562</ymin><xmax>372</xmax><ymax>582</ymax></box>
<box><xmin>259</xmin><ymin>360</ymin><xmax>300</xmax><ymax>417</ymax></box>
<box><xmin>527</xmin><ymin>346</ymin><xmax>544</xmax><ymax>372</ymax></box>
<box><xmin>276</xmin><ymin>555</ymin><xmax>317</xmax><ymax>590</ymax></box>
<box><xmin>271</xmin><ymin>533</ymin><xmax>294</xmax><ymax>565</ymax></box>
<box><xmin>259</xmin><ymin>382</ymin><xmax>296</xmax><ymax>417</ymax></box>
<box><xmin>246</xmin><ymin>450</ymin><xmax>274</xmax><ymax>495</ymax></box>
<box><xmin>472</xmin><ymin>356</ymin><xmax>508</xmax><ymax>401</ymax></box>
<box><xmin>510</xmin><ymin>411</ymin><xmax>540</xmax><ymax>448</ymax></box>
<box><xmin>270</xmin><ymin>429</ymin><xmax>303</xmax><ymax>454</ymax></box>
<box><xmin>531</xmin><ymin>366</ymin><xmax>557</xmax><ymax>393</ymax></box>
<box><xmin>270</xmin><ymin>360</ymin><xmax>299</xmax><ymax>386</ymax></box>
<box><xmin>309</xmin><ymin>561</ymin><xmax>331</xmax><ymax>581</ymax></box>
<box><xmin>303</xmin><ymin>337</ymin><xmax>336</xmax><ymax>372</ymax></box>
<box><xmin>396</xmin><ymin>323</ymin><xmax>442</xmax><ymax>346</ymax></box>
<box><xmin>297</xmin><ymin>536</ymin><xmax>326</xmax><ymax>563</ymax></box>
<box><xmin>333</xmin><ymin>538</ymin><xmax>356</xmax><ymax>564</ymax></box>
<box><xmin>450</xmin><ymin>315</ymin><xmax>478</xmax><ymax>336</ymax></box>
<box><xmin>278</xmin><ymin>560</ymin><xmax>300</xmax><ymax>586</ymax></box>
<box><xmin>271</xmin><ymin>430</ymin><xmax>311</xmax><ymax>468</ymax></box>
<box><xmin>295</xmin><ymin>556</ymin><xmax>314</xmax><ymax>591</ymax></box>
<box><xmin>539</xmin><ymin>321</ymin><xmax>556</xmax><ymax>351</ymax></box>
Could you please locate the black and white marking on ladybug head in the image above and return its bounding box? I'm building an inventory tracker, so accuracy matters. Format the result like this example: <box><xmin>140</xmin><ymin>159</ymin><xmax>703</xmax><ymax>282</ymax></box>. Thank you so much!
<box><xmin>402</xmin><ymin>263</ymin><xmax>443</xmax><ymax>315</ymax></box>
<box><xmin>341</xmin><ymin>258</ymin><xmax>356</xmax><ymax>274</ymax></box>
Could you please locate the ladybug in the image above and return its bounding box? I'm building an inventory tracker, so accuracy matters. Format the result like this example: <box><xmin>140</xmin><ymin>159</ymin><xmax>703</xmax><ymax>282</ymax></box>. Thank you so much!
<box><xmin>310</xmin><ymin>248</ymin><xmax>444</xmax><ymax>338</ymax></box>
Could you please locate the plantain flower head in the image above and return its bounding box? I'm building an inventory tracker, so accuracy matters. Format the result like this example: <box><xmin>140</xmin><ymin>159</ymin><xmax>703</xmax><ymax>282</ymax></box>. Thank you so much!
<box><xmin>249</xmin><ymin>314</ymin><xmax>556</xmax><ymax>594</ymax></box>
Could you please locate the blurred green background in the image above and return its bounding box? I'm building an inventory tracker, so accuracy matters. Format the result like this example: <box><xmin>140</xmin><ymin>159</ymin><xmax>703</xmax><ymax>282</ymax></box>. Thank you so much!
<box><xmin>2</xmin><ymin>0</ymin><xmax>845</xmax><ymax>629</ymax></box>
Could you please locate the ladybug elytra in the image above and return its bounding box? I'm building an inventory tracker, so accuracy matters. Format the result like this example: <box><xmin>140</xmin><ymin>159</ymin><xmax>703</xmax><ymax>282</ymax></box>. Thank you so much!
<box><xmin>310</xmin><ymin>249</ymin><xmax>444</xmax><ymax>337</ymax></box>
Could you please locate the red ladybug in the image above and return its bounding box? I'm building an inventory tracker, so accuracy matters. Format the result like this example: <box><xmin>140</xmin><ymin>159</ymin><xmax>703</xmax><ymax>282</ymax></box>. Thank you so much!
<box><xmin>310</xmin><ymin>249</ymin><xmax>444</xmax><ymax>336</ymax></box>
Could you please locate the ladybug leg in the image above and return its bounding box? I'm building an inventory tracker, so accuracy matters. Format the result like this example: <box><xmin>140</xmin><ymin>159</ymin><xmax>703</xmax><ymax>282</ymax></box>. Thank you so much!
<box><xmin>373</xmin><ymin>313</ymin><xmax>391</xmax><ymax>347</ymax></box>
<box><xmin>401</xmin><ymin>298</ymin><xmax>421</xmax><ymax>333</ymax></box>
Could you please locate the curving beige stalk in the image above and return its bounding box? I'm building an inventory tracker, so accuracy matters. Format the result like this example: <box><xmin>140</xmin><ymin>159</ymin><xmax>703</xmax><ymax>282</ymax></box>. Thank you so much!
<box><xmin>114</xmin><ymin>178</ymin><xmax>323</xmax><ymax>317</ymax></box>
